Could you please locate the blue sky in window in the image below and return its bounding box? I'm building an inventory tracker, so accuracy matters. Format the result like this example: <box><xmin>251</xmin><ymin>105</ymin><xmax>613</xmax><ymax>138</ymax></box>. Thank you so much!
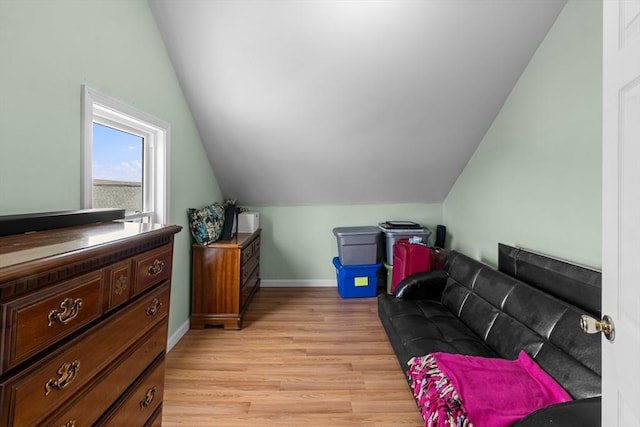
<box><xmin>92</xmin><ymin>123</ymin><xmax>143</xmax><ymax>182</ymax></box>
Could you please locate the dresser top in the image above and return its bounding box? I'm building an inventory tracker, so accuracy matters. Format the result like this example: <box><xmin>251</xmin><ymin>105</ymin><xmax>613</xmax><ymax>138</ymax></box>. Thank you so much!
<box><xmin>0</xmin><ymin>222</ymin><xmax>182</xmax><ymax>270</ymax></box>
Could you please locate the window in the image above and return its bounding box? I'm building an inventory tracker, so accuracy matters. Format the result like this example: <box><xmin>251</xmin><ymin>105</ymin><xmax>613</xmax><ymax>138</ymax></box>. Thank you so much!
<box><xmin>82</xmin><ymin>85</ymin><xmax>170</xmax><ymax>224</ymax></box>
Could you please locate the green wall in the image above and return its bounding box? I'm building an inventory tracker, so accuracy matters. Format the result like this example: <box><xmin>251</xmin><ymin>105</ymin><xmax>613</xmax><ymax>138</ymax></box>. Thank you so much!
<box><xmin>0</xmin><ymin>0</ymin><xmax>222</xmax><ymax>336</ymax></box>
<box><xmin>251</xmin><ymin>203</ymin><xmax>442</xmax><ymax>280</ymax></box>
<box><xmin>443</xmin><ymin>0</ymin><xmax>602</xmax><ymax>269</ymax></box>
<box><xmin>0</xmin><ymin>0</ymin><xmax>604</xmax><ymax>338</ymax></box>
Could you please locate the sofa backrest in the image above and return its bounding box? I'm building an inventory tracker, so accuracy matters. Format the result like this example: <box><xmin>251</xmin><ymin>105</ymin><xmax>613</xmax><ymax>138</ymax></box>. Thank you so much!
<box><xmin>441</xmin><ymin>251</ymin><xmax>601</xmax><ymax>400</ymax></box>
<box><xmin>498</xmin><ymin>243</ymin><xmax>602</xmax><ymax>317</ymax></box>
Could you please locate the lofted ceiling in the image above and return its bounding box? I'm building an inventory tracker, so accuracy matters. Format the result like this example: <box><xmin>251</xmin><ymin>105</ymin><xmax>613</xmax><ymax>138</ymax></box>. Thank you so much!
<box><xmin>148</xmin><ymin>0</ymin><xmax>566</xmax><ymax>206</ymax></box>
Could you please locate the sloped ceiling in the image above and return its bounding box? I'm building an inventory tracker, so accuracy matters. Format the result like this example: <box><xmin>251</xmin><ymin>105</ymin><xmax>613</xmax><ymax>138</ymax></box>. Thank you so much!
<box><xmin>149</xmin><ymin>0</ymin><xmax>566</xmax><ymax>206</ymax></box>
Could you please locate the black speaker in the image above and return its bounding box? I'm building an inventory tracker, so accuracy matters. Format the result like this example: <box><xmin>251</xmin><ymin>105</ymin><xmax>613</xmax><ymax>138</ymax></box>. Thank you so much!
<box><xmin>220</xmin><ymin>204</ymin><xmax>239</xmax><ymax>241</ymax></box>
<box><xmin>0</xmin><ymin>208</ymin><xmax>125</xmax><ymax>237</ymax></box>
<box><xmin>434</xmin><ymin>224</ymin><xmax>446</xmax><ymax>248</ymax></box>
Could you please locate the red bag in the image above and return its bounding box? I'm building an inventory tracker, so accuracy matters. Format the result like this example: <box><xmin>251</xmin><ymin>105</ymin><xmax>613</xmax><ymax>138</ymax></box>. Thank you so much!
<box><xmin>391</xmin><ymin>239</ymin><xmax>431</xmax><ymax>292</ymax></box>
<box><xmin>430</xmin><ymin>247</ymin><xmax>450</xmax><ymax>270</ymax></box>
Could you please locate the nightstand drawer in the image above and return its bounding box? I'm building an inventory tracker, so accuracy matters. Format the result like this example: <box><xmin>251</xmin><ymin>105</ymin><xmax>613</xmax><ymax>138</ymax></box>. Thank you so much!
<box><xmin>241</xmin><ymin>244</ymin><xmax>253</xmax><ymax>265</ymax></box>
<box><xmin>241</xmin><ymin>264</ymin><xmax>260</xmax><ymax>309</ymax></box>
<box><xmin>251</xmin><ymin>236</ymin><xmax>260</xmax><ymax>255</ymax></box>
<box><xmin>241</xmin><ymin>236</ymin><xmax>260</xmax><ymax>265</ymax></box>
<box><xmin>241</xmin><ymin>253</ymin><xmax>259</xmax><ymax>285</ymax></box>
<box><xmin>2</xmin><ymin>270</ymin><xmax>105</xmax><ymax>373</ymax></box>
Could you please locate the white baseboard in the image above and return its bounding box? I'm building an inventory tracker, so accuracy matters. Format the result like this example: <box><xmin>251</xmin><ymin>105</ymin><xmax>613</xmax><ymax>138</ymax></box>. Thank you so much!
<box><xmin>261</xmin><ymin>279</ymin><xmax>336</xmax><ymax>288</ymax></box>
<box><xmin>167</xmin><ymin>318</ymin><xmax>190</xmax><ymax>352</ymax></box>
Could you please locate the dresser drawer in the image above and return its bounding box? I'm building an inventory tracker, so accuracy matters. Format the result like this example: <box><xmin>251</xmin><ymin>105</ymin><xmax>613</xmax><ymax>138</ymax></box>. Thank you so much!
<box><xmin>48</xmin><ymin>323</ymin><xmax>167</xmax><ymax>427</ymax></box>
<box><xmin>146</xmin><ymin>405</ymin><xmax>164</xmax><ymax>427</ymax></box>
<box><xmin>97</xmin><ymin>357</ymin><xmax>166</xmax><ymax>427</ymax></box>
<box><xmin>105</xmin><ymin>259</ymin><xmax>133</xmax><ymax>311</ymax></box>
<box><xmin>1</xmin><ymin>283</ymin><xmax>170</xmax><ymax>427</ymax></box>
<box><xmin>134</xmin><ymin>245</ymin><xmax>173</xmax><ymax>294</ymax></box>
<box><xmin>1</xmin><ymin>270</ymin><xmax>105</xmax><ymax>373</ymax></box>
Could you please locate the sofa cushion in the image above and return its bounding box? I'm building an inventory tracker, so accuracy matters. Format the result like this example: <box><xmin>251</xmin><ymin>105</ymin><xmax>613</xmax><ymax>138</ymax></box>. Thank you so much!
<box><xmin>377</xmin><ymin>294</ymin><xmax>495</xmax><ymax>369</ymax></box>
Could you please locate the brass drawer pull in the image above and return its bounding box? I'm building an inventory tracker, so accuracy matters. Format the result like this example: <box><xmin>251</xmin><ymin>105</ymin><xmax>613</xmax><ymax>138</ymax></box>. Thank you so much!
<box><xmin>114</xmin><ymin>275</ymin><xmax>128</xmax><ymax>295</ymax></box>
<box><xmin>140</xmin><ymin>386</ymin><xmax>157</xmax><ymax>408</ymax></box>
<box><xmin>146</xmin><ymin>298</ymin><xmax>162</xmax><ymax>317</ymax></box>
<box><xmin>59</xmin><ymin>421</ymin><xmax>76</xmax><ymax>427</ymax></box>
<box><xmin>48</xmin><ymin>298</ymin><xmax>83</xmax><ymax>326</ymax></box>
<box><xmin>45</xmin><ymin>360</ymin><xmax>80</xmax><ymax>395</ymax></box>
<box><xmin>147</xmin><ymin>259</ymin><xmax>164</xmax><ymax>276</ymax></box>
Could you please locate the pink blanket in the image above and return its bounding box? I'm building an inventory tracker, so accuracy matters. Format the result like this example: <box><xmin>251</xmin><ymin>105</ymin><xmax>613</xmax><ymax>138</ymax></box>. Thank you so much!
<box><xmin>407</xmin><ymin>351</ymin><xmax>572</xmax><ymax>427</ymax></box>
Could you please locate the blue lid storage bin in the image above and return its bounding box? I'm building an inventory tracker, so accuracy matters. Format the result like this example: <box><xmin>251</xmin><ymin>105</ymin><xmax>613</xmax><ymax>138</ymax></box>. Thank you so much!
<box><xmin>332</xmin><ymin>257</ymin><xmax>381</xmax><ymax>298</ymax></box>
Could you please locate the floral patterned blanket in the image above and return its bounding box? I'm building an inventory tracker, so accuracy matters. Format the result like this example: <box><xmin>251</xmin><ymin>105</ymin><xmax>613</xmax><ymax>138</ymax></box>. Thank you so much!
<box><xmin>406</xmin><ymin>351</ymin><xmax>572</xmax><ymax>427</ymax></box>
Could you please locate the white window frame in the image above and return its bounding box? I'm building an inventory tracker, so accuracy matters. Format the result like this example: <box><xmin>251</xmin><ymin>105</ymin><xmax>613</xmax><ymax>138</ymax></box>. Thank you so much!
<box><xmin>81</xmin><ymin>85</ymin><xmax>170</xmax><ymax>224</ymax></box>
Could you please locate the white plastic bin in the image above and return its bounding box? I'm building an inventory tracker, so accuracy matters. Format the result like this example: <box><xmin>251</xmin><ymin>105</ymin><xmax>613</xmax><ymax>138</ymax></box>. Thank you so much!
<box><xmin>379</xmin><ymin>224</ymin><xmax>431</xmax><ymax>265</ymax></box>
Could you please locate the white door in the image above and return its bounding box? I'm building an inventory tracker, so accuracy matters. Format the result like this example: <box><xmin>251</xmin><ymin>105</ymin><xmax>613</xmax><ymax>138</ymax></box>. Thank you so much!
<box><xmin>602</xmin><ymin>0</ymin><xmax>640</xmax><ymax>425</ymax></box>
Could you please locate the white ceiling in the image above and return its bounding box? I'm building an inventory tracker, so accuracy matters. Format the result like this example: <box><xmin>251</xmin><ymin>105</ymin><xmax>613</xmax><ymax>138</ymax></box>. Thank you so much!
<box><xmin>149</xmin><ymin>0</ymin><xmax>566</xmax><ymax>206</ymax></box>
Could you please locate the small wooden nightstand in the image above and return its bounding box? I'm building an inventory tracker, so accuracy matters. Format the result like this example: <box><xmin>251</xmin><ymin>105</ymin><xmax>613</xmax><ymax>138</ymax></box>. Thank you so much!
<box><xmin>190</xmin><ymin>229</ymin><xmax>261</xmax><ymax>330</ymax></box>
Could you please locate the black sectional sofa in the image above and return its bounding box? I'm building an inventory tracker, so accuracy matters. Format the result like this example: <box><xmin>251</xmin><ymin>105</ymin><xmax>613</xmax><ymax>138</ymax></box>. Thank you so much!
<box><xmin>378</xmin><ymin>244</ymin><xmax>602</xmax><ymax>426</ymax></box>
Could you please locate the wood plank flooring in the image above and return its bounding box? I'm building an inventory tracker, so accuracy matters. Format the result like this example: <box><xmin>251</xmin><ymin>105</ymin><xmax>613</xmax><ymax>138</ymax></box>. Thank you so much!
<box><xmin>161</xmin><ymin>287</ymin><xmax>423</xmax><ymax>426</ymax></box>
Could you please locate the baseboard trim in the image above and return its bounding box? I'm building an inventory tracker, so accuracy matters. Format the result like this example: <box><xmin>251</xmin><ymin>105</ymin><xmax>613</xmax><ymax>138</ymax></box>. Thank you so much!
<box><xmin>167</xmin><ymin>318</ymin><xmax>190</xmax><ymax>352</ymax></box>
<box><xmin>261</xmin><ymin>279</ymin><xmax>336</xmax><ymax>288</ymax></box>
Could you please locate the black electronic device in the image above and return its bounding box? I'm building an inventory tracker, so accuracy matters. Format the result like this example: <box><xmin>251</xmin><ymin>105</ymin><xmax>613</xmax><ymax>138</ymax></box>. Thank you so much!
<box><xmin>0</xmin><ymin>208</ymin><xmax>126</xmax><ymax>237</ymax></box>
<box><xmin>220</xmin><ymin>204</ymin><xmax>238</xmax><ymax>240</ymax></box>
<box><xmin>434</xmin><ymin>224</ymin><xmax>446</xmax><ymax>248</ymax></box>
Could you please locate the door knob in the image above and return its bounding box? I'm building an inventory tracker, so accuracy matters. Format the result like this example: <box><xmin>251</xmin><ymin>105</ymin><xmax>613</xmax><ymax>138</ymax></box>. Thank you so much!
<box><xmin>580</xmin><ymin>314</ymin><xmax>615</xmax><ymax>342</ymax></box>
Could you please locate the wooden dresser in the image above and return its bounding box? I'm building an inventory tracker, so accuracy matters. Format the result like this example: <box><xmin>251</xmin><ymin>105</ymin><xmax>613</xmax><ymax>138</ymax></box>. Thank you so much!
<box><xmin>0</xmin><ymin>221</ymin><xmax>181</xmax><ymax>427</ymax></box>
<box><xmin>191</xmin><ymin>229</ymin><xmax>261</xmax><ymax>330</ymax></box>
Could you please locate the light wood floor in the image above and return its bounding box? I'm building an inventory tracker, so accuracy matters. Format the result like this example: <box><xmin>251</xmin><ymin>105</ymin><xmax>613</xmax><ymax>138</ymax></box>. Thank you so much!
<box><xmin>161</xmin><ymin>287</ymin><xmax>423</xmax><ymax>427</ymax></box>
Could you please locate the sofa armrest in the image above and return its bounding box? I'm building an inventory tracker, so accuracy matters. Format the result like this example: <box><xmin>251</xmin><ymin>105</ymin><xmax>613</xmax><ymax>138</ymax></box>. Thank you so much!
<box><xmin>394</xmin><ymin>270</ymin><xmax>448</xmax><ymax>300</ymax></box>
<box><xmin>513</xmin><ymin>397</ymin><xmax>601</xmax><ymax>427</ymax></box>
